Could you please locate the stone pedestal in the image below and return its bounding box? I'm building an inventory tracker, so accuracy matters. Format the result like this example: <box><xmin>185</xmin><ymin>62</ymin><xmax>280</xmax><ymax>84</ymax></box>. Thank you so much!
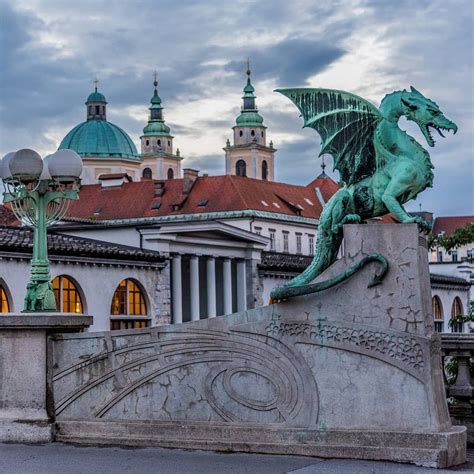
<box><xmin>48</xmin><ymin>225</ymin><xmax>466</xmax><ymax>468</ymax></box>
<box><xmin>0</xmin><ymin>314</ymin><xmax>92</xmax><ymax>443</ymax></box>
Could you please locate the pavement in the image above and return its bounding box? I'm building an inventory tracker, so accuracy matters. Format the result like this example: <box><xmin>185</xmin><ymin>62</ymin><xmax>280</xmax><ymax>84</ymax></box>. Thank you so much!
<box><xmin>0</xmin><ymin>443</ymin><xmax>474</xmax><ymax>474</ymax></box>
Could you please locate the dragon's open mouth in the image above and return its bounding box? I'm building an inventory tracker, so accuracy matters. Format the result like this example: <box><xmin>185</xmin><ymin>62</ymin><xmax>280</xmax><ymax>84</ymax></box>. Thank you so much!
<box><xmin>423</xmin><ymin>122</ymin><xmax>456</xmax><ymax>147</ymax></box>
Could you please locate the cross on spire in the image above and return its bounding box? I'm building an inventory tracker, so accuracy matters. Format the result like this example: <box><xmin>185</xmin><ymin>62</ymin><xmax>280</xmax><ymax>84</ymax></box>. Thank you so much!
<box><xmin>93</xmin><ymin>77</ymin><xmax>99</xmax><ymax>92</ymax></box>
<box><xmin>153</xmin><ymin>70</ymin><xmax>158</xmax><ymax>89</ymax></box>
<box><xmin>246</xmin><ymin>58</ymin><xmax>251</xmax><ymax>77</ymax></box>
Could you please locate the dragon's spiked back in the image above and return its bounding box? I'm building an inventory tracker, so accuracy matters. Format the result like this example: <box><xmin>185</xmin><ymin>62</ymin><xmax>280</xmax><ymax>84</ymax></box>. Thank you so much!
<box><xmin>276</xmin><ymin>88</ymin><xmax>382</xmax><ymax>185</ymax></box>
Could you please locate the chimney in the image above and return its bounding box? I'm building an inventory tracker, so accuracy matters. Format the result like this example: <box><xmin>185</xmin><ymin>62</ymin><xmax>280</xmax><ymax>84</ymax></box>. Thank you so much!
<box><xmin>183</xmin><ymin>168</ymin><xmax>199</xmax><ymax>195</ymax></box>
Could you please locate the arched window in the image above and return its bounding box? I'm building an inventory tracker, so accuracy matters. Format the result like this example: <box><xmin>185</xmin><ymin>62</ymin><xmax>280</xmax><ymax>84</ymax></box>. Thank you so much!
<box><xmin>236</xmin><ymin>159</ymin><xmax>246</xmax><ymax>177</ymax></box>
<box><xmin>261</xmin><ymin>131</ymin><xmax>264</xmax><ymax>138</ymax></box>
<box><xmin>142</xmin><ymin>167</ymin><xmax>152</xmax><ymax>179</ymax></box>
<box><xmin>167</xmin><ymin>168</ymin><xmax>174</xmax><ymax>180</ymax></box>
<box><xmin>262</xmin><ymin>160</ymin><xmax>268</xmax><ymax>180</ymax></box>
<box><xmin>251</xmin><ymin>130</ymin><xmax>255</xmax><ymax>137</ymax></box>
<box><xmin>0</xmin><ymin>282</ymin><xmax>10</xmax><ymax>313</ymax></box>
<box><xmin>157</xmin><ymin>139</ymin><xmax>161</xmax><ymax>146</ymax></box>
<box><xmin>239</xmin><ymin>130</ymin><xmax>243</xmax><ymax>137</ymax></box>
<box><xmin>168</xmin><ymin>140</ymin><xmax>171</xmax><ymax>146</ymax></box>
<box><xmin>52</xmin><ymin>276</ymin><xmax>84</xmax><ymax>313</ymax></box>
<box><xmin>110</xmin><ymin>279</ymin><xmax>149</xmax><ymax>330</ymax></box>
<box><xmin>450</xmin><ymin>297</ymin><xmax>464</xmax><ymax>333</ymax></box>
<box><xmin>432</xmin><ymin>296</ymin><xmax>443</xmax><ymax>332</ymax></box>
<box><xmin>145</xmin><ymin>139</ymin><xmax>149</xmax><ymax>146</ymax></box>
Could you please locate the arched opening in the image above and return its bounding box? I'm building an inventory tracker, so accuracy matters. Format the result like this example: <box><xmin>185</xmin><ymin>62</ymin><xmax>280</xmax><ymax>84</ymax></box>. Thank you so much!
<box><xmin>142</xmin><ymin>167</ymin><xmax>152</xmax><ymax>180</ymax></box>
<box><xmin>450</xmin><ymin>297</ymin><xmax>464</xmax><ymax>333</ymax></box>
<box><xmin>432</xmin><ymin>295</ymin><xmax>443</xmax><ymax>332</ymax></box>
<box><xmin>52</xmin><ymin>276</ymin><xmax>84</xmax><ymax>313</ymax></box>
<box><xmin>168</xmin><ymin>140</ymin><xmax>171</xmax><ymax>146</ymax></box>
<box><xmin>236</xmin><ymin>159</ymin><xmax>246</xmax><ymax>177</ymax></box>
<box><xmin>145</xmin><ymin>139</ymin><xmax>149</xmax><ymax>146</ymax></box>
<box><xmin>261</xmin><ymin>131</ymin><xmax>264</xmax><ymax>138</ymax></box>
<box><xmin>167</xmin><ymin>168</ymin><xmax>174</xmax><ymax>180</ymax></box>
<box><xmin>239</xmin><ymin>130</ymin><xmax>243</xmax><ymax>137</ymax></box>
<box><xmin>110</xmin><ymin>279</ymin><xmax>149</xmax><ymax>330</ymax></box>
<box><xmin>0</xmin><ymin>281</ymin><xmax>11</xmax><ymax>313</ymax></box>
<box><xmin>262</xmin><ymin>160</ymin><xmax>268</xmax><ymax>180</ymax></box>
<box><xmin>157</xmin><ymin>139</ymin><xmax>161</xmax><ymax>147</ymax></box>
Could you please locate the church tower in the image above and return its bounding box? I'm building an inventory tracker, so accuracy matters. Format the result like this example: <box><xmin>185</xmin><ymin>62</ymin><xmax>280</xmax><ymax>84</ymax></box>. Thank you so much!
<box><xmin>224</xmin><ymin>63</ymin><xmax>276</xmax><ymax>181</ymax></box>
<box><xmin>140</xmin><ymin>76</ymin><xmax>183</xmax><ymax>180</ymax></box>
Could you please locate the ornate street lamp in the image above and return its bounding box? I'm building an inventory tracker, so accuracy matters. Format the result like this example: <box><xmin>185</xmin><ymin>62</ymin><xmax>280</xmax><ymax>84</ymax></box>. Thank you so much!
<box><xmin>0</xmin><ymin>149</ymin><xmax>82</xmax><ymax>311</ymax></box>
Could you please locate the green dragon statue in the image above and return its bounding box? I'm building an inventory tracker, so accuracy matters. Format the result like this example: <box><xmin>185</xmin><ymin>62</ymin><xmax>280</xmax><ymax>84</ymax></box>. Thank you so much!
<box><xmin>270</xmin><ymin>86</ymin><xmax>457</xmax><ymax>302</ymax></box>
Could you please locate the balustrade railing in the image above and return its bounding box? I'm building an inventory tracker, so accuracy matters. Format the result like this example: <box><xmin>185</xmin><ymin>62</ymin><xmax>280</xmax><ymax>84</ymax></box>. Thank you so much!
<box><xmin>441</xmin><ymin>333</ymin><xmax>474</xmax><ymax>445</ymax></box>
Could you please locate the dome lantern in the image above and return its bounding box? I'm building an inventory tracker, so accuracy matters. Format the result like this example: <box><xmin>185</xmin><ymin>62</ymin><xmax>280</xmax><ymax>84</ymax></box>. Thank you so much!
<box><xmin>86</xmin><ymin>79</ymin><xmax>107</xmax><ymax>120</ymax></box>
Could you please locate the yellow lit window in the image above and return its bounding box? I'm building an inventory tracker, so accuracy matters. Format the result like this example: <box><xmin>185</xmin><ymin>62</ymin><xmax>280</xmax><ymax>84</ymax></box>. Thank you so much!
<box><xmin>52</xmin><ymin>276</ymin><xmax>83</xmax><ymax>313</ymax></box>
<box><xmin>0</xmin><ymin>285</ymin><xmax>10</xmax><ymax>313</ymax></box>
<box><xmin>110</xmin><ymin>279</ymin><xmax>148</xmax><ymax>330</ymax></box>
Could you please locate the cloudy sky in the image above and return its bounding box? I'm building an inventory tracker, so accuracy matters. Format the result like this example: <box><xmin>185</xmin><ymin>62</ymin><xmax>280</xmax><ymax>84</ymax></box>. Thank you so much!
<box><xmin>0</xmin><ymin>0</ymin><xmax>472</xmax><ymax>216</ymax></box>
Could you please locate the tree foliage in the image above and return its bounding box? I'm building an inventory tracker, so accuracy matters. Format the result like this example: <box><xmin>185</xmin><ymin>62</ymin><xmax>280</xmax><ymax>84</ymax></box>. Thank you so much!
<box><xmin>428</xmin><ymin>223</ymin><xmax>474</xmax><ymax>254</ymax></box>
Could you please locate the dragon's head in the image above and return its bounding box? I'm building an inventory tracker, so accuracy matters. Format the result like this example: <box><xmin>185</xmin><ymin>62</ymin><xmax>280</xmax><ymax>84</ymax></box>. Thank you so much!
<box><xmin>401</xmin><ymin>86</ymin><xmax>457</xmax><ymax>147</ymax></box>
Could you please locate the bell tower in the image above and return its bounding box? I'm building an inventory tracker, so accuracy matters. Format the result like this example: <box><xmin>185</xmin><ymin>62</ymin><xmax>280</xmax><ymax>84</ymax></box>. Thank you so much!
<box><xmin>224</xmin><ymin>62</ymin><xmax>276</xmax><ymax>181</ymax></box>
<box><xmin>140</xmin><ymin>74</ymin><xmax>183</xmax><ymax>180</ymax></box>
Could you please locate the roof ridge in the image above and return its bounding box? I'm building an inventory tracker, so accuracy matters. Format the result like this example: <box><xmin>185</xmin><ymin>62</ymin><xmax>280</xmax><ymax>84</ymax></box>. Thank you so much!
<box><xmin>228</xmin><ymin>175</ymin><xmax>250</xmax><ymax>208</ymax></box>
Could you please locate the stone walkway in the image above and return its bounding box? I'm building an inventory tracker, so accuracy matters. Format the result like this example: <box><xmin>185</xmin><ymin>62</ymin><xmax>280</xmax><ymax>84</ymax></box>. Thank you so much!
<box><xmin>0</xmin><ymin>443</ymin><xmax>473</xmax><ymax>473</ymax></box>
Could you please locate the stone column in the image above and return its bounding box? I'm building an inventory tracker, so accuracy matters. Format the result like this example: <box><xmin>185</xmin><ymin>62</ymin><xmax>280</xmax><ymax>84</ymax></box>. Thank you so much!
<box><xmin>237</xmin><ymin>259</ymin><xmax>247</xmax><ymax>312</ymax></box>
<box><xmin>223</xmin><ymin>257</ymin><xmax>232</xmax><ymax>315</ymax></box>
<box><xmin>206</xmin><ymin>257</ymin><xmax>217</xmax><ymax>318</ymax></box>
<box><xmin>190</xmin><ymin>255</ymin><xmax>200</xmax><ymax>321</ymax></box>
<box><xmin>171</xmin><ymin>255</ymin><xmax>182</xmax><ymax>324</ymax></box>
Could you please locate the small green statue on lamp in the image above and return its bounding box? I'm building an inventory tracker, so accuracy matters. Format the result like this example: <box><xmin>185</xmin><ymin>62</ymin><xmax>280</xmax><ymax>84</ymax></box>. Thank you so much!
<box><xmin>0</xmin><ymin>148</ymin><xmax>83</xmax><ymax>312</ymax></box>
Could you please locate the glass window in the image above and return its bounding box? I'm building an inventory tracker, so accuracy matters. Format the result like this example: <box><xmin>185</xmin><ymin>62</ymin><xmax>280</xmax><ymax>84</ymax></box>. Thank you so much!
<box><xmin>142</xmin><ymin>168</ymin><xmax>152</xmax><ymax>179</ymax></box>
<box><xmin>236</xmin><ymin>160</ymin><xmax>246</xmax><ymax>177</ymax></box>
<box><xmin>254</xmin><ymin>227</ymin><xmax>262</xmax><ymax>235</ymax></box>
<box><xmin>167</xmin><ymin>168</ymin><xmax>174</xmax><ymax>180</ymax></box>
<box><xmin>269</xmin><ymin>229</ymin><xmax>276</xmax><ymax>251</ymax></box>
<box><xmin>296</xmin><ymin>233</ymin><xmax>302</xmax><ymax>254</ymax></box>
<box><xmin>451</xmin><ymin>250</ymin><xmax>458</xmax><ymax>262</ymax></box>
<box><xmin>283</xmin><ymin>231</ymin><xmax>289</xmax><ymax>253</ymax></box>
<box><xmin>0</xmin><ymin>284</ymin><xmax>10</xmax><ymax>313</ymax></box>
<box><xmin>450</xmin><ymin>297</ymin><xmax>464</xmax><ymax>333</ymax></box>
<box><xmin>52</xmin><ymin>276</ymin><xmax>83</xmax><ymax>313</ymax></box>
<box><xmin>432</xmin><ymin>296</ymin><xmax>443</xmax><ymax>332</ymax></box>
<box><xmin>110</xmin><ymin>279</ymin><xmax>149</xmax><ymax>330</ymax></box>
<box><xmin>308</xmin><ymin>235</ymin><xmax>315</xmax><ymax>256</ymax></box>
<box><xmin>437</xmin><ymin>251</ymin><xmax>443</xmax><ymax>262</ymax></box>
<box><xmin>262</xmin><ymin>160</ymin><xmax>268</xmax><ymax>180</ymax></box>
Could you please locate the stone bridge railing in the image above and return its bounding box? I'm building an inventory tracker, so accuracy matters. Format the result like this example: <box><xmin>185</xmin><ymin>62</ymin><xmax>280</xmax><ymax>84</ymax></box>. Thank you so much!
<box><xmin>442</xmin><ymin>333</ymin><xmax>474</xmax><ymax>445</ymax></box>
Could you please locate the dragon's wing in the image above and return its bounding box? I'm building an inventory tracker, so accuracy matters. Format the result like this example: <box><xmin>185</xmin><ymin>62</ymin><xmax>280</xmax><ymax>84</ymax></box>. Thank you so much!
<box><xmin>277</xmin><ymin>88</ymin><xmax>382</xmax><ymax>185</ymax></box>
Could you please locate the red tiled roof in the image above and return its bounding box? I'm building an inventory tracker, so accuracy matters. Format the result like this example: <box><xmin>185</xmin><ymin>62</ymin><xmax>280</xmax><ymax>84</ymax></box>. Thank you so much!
<box><xmin>0</xmin><ymin>205</ymin><xmax>19</xmax><ymax>226</ymax></box>
<box><xmin>432</xmin><ymin>216</ymin><xmax>474</xmax><ymax>236</ymax></box>
<box><xmin>67</xmin><ymin>175</ymin><xmax>342</xmax><ymax>221</ymax></box>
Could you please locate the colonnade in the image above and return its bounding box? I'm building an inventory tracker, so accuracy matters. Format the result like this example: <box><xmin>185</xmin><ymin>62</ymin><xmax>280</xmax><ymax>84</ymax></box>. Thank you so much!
<box><xmin>171</xmin><ymin>255</ymin><xmax>247</xmax><ymax>324</ymax></box>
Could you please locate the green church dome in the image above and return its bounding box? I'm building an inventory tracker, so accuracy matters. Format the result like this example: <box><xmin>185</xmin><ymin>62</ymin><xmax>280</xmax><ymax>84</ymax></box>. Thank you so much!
<box><xmin>59</xmin><ymin>120</ymin><xmax>139</xmax><ymax>160</ymax></box>
<box><xmin>86</xmin><ymin>91</ymin><xmax>107</xmax><ymax>103</ymax></box>
<box><xmin>142</xmin><ymin>120</ymin><xmax>171</xmax><ymax>136</ymax></box>
<box><xmin>235</xmin><ymin>111</ymin><xmax>264</xmax><ymax>126</ymax></box>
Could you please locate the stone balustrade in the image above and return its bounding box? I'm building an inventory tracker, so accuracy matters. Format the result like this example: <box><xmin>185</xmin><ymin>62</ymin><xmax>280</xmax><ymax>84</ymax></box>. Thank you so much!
<box><xmin>442</xmin><ymin>333</ymin><xmax>474</xmax><ymax>445</ymax></box>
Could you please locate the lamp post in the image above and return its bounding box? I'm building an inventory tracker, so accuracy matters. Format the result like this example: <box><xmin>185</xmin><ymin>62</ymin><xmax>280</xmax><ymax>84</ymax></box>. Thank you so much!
<box><xmin>0</xmin><ymin>148</ymin><xmax>82</xmax><ymax>312</ymax></box>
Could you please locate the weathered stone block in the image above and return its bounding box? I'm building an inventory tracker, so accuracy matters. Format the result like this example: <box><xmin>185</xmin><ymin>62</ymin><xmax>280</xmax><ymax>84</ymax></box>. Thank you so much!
<box><xmin>0</xmin><ymin>314</ymin><xmax>92</xmax><ymax>443</ymax></box>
